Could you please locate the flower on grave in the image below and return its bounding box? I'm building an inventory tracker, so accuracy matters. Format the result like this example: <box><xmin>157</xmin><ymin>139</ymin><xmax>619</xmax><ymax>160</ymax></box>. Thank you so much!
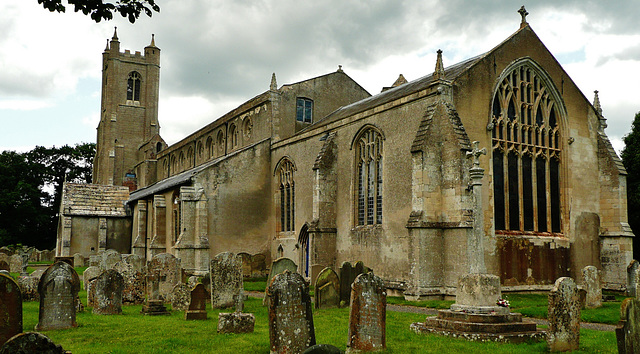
<box><xmin>496</xmin><ymin>298</ymin><xmax>510</xmax><ymax>307</ymax></box>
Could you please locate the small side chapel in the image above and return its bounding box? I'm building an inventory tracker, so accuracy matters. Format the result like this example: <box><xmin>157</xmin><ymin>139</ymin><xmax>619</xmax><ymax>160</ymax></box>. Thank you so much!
<box><xmin>58</xmin><ymin>8</ymin><xmax>633</xmax><ymax>297</ymax></box>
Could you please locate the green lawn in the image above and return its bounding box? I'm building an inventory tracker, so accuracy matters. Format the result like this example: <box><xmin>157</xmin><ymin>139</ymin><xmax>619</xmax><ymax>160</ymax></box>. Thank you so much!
<box><xmin>18</xmin><ymin>289</ymin><xmax>620</xmax><ymax>353</ymax></box>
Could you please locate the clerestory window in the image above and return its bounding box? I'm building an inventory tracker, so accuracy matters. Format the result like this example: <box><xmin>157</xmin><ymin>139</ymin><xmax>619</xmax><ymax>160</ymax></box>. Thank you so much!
<box><xmin>127</xmin><ymin>72</ymin><xmax>141</xmax><ymax>101</ymax></box>
<box><xmin>355</xmin><ymin>127</ymin><xmax>383</xmax><ymax>226</ymax></box>
<box><xmin>296</xmin><ymin>98</ymin><xmax>313</xmax><ymax>123</ymax></box>
<box><xmin>491</xmin><ymin>61</ymin><xmax>562</xmax><ymax>234</ymax></box>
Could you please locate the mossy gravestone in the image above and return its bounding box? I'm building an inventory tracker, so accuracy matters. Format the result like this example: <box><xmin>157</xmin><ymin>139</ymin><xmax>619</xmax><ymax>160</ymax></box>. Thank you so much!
<box><xmin>616</xmin><ymin>298</ymin><xmax>640</xmax><ymax>353</ymax></box>
<box><xmin>210</xmin><ymin>252</ymin><xmax>243</xmax><ymax>309</ymax></box>
<box><xmin>35</xmin><ymin>261</ymin><xmax>80</xmax><ymax>331</ymax></box>
<box><xmin>263</xmin><ymin>257</ymin><xmax>298</xmax><ymax>306</ymax></box>
<box><xmin>547</xmin><ymin>277</ymin><xmax>580</xmax><ymax>351</ymax></box>
<box><xmin>0</xmin><ymin>273</ymin><xmax>22</xmax><ymax>346</ymax></box>
<box><xmin>93</xmin><ymin>269</ymin><xmax>124</xmax><ymax>315</ymax></box>
<box><xmin>314</xmin><ymin>267</ymin><xmax>340</xmax><ymax>309</ymax></box>
<box><xmin>0</xmin><ymin>332</ymin><xmax>67</xmax><ymax>354</ymax></box>
<box><xmin>347</xmin><ymin>272</ymin><xmax>386</xmax><ymax>353</ymax></box>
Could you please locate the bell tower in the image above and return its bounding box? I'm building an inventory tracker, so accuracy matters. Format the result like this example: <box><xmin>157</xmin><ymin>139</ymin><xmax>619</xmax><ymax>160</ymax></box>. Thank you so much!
<box><xmin>93</xmin><ymin>28</ymin><xmax>163</xmax><ymax>186</ymax></box>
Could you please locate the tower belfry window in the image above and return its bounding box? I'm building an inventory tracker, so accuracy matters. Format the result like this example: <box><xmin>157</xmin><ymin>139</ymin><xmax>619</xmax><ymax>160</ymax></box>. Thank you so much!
<box><xmin>491</xmin><ymin>62</ymin><xmax>562</xmax><ymax>234</ymax></box>
<box><xmin>127</xmin><ymin>72</ymin><xmax>141</xmax><ymax>101</ymax></box>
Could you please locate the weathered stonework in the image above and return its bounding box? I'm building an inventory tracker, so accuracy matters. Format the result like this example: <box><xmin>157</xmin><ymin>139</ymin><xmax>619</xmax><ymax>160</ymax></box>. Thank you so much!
<box><xmin>217</xmin><ymin>312</ymin><xmax>255</xmax><ymax>334</ymax></box>
<box><xmin>346</xmin><ymin>272</ymin><xmax>386</xmax><ymax>353</ymax></box>
<box><xmin>0</xmin><ymin>332</ymin><xmax>67</xmax><ymax>354</ymax></box>
<box><xmin>616</xmin><ymin>298</ymin><xmax>640</xmax><ymax>353</ymax></box>
<box><xmin>0</xmin><ymin>273</ymin><xmax>22</xmax><ymax>346</ymax></box>
<box><xmin>210</xmin><ymin>252</ymin><xmax>243</xmax><ymax>309</ymax></box>
<box><xmin>185</xmin><ymin>283</ymin><xmax>208</xmax><ymax>320</ymax></box>
<box><xmin>547</xmin><ymin>277</ymin><xmax>581</xmax><ymax>351</ymax></box>
<box><xmin>93</xmin><ymin>269</ymin><xmax>124</xmax><ymax>315</ymax></box>
<box><xmin>314</xmin><ymin>267</ymin><xmax>340</xmax><ymax>309</ymax></box>
<box><xmin>35</xmin><ymin>262</ymin><xmax>81</xmax><ymax>331</ymax></box>
<box><xmin>581</xmin><ymin>265</ymin><xmax>602</xmax><ymax>309</ymax></box>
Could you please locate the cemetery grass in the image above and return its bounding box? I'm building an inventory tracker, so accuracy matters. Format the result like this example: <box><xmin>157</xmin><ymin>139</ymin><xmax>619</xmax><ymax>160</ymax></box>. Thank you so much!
<box><xmin>19</xmin><ymin>291</ymin><xmax>617</xmax><ymax>353</ymax></box>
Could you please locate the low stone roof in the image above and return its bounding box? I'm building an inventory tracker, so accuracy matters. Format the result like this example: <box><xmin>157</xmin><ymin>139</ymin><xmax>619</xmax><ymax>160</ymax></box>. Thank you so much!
<box><xmin>61</xmin><ymin>183</ymin><xmax>130</xmax><ymax>217</ymax></box>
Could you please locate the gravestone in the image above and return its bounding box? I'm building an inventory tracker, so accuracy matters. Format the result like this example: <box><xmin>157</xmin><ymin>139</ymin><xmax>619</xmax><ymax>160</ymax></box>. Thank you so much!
<box><xmin>0</xmin><ymin>273</ymin><xmax>22</xmax><ymax>346</ymax></box>
<box><xmin>100</xmin><ymin>249</ymin><xmax>121</xmax><ymax>271</ymax></box>
<box><xmin>141</xmin><ymin>268</ymin><xmax>170</xmax><ymax>316</ymax></box>
<box><xmin>267</xmin><ymin>270</ymin><xmax>315</xmax><ymax>353</ymax></box>
<box><xmin>339</xmin><ymin>261</ymin><xmax>368</xmax><ymax>307</ymax></box>
<box><xmin>55</xmin><ymin>256</ymin><xmax>74</xmax><ymax>267</ymax></box>
<box><xmin>16</xmin><ymin>276</ymin><xmax>39</xmax><ymax>302</ymax></box>
<box><xmin>0</xmin><ymin>253</ymin><xmax>9</xmax><ymax>266</ymax></box>
<box><xmin>217</xmin><ymin>311</ymin><xmax>256</xmax><ymax>334</ymax></box>
<box><xmin>314</xmin><ymin>267</ymin><xmax>340</xmax><ymax>309</ymax></box>
<box><xmin>114</xmin><ymin>255</ymin><xmax>146</xmax><ymax>304</ymax></box>
<box><xmin>547</xmin><ymin>277</ymin><xmax>581</xmax><ymax>351</ymax></box>
<box><xmin>303</xmin><ymin>344</ymin><xmax>343</xmax><ymax>354</ymax></box>
<box><xmin>30</xmin><ymin>269</ymin><xmax>45</xmax><ymax>281</ymax></box>
<box><xmin>616</xmin><ymin>298</ymin><xmax>640</xmax><ymax>353</ymax></box>
<box><xmin>73</xmin><ymin>253</ymin><xmax>86</xmax><ymax>267</ymax></box>
<box><xmin>251</xmin><ymin>254</ymin><xmax>267</xmax><ymax>278</ymax></box>
<box><xmin>83</xmin><ymin>266</ymin><xmax>102</xmax><ymax>289</ymax></box>
<box><xmin>0</xmin><ymin>332</ymin><xmax>67</xmax><ymax>354</ymax></box>
<box><xmin>187</xmin><ymin>276</ymin><xmax>199</xmax><ymax>289</ymax></box>
<box><xmin>93</xmin><ymin>269</ymin><xmax>124</xmax><ymax>315</ymax></box>
<box><xmin>147</xmin><ymin>253</ymin><xmax>182</xmax><ymax>301</ymax></box>
<box><xmin>263</xmin><ymin>257</ymin><xmax>298</xmax><ymax>306</ymax></box>
<box><xmin>346</xmin><ymin>272</ymin><xmax>386</xmax><ymax>352</ymax></box>
<box><xmin>169</xmin><ymin>283</ymin><xmax>191</xmax><ymax>311</ymax></box>
<box><xmin>0</xmin><ymin>260</ymin><xmax>8</xmax><ymax>272</ymax></box>
<box><xmin>627</xmin><ymin>260</ymin><xmax>639</xmax><ymax>297</ymax></box>
<box><xmin>35</xmin><ymin>261</ymin><xmax>80</xmax><ymax>331</ymax></box>
<box><xmin>9</xmin><ymin>254</ymin><xmax>25</xmax><ymax>274</ymax></box>
<box><xmin>210</xmin><ymin>252</ymin><xmax>243</xmax><ymax>308</ymax></box>
<box><xmin>581</xmin><ymin>265</ymin><xmax>602</xmax><ymax>309</ymax></box>
<box><xmin>237</xmin><ymin>252</ymin><xmax>252</xmax><ymax>277</ymax></box>
<box><xmin>185</xmin><ymin>283</ymin><xmax>208</xmax><ymax>320</ymax></box>
<box><xmin>89</xmin><ymin>255</ymin><xmax>100</xmax><ymax>267</ymax></box>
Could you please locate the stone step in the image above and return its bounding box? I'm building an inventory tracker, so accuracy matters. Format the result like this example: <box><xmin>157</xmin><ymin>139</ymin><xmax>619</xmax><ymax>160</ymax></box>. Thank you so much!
<box><xmin>423</xmin><ymin>316</ymin><xmax>538</xmax><ymax>334</ymax></box>
<box><xmin>437</xmin><ymin>309</ymin><xmax>523</xmax><ymax>323</ymax></box>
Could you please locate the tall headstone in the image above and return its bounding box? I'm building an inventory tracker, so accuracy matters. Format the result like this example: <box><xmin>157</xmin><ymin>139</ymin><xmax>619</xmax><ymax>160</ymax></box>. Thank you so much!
<box><xmin>210</xmin><ymin>252</ymin><xmax>243</xmax><ymax>308</ymax></box>
<box><xmin>263</xmin><ymin>257</ymin><xmax>298</xmax><ymax>306</ymax></box>
<box><xmin>185</xmin><ymin>283</ymin><xmax>208</xmax><ymax>320</ymax></box>
<box><xmin>0</xmin><ymin>273</ymin><xmax>22</xmax><ymax>346</ymax></box>
<box><xmin>147</xmin><ymin>253</ymin><xmax>182</xmax><ymax>301</ymax></box>
<box><xmin>547</xmin><ymin>277</ymin><xmax>581</xmax><ymax>351</ymax></box>
<box><xmin>0</xmin><ymin>332</ymin><xmax>67</xmax><ymax>354</ymax></box>
<box><xmin>114</xmin><ymin>255</ymin><xmax>146</xmax><ymax>304</ymax></box>
<box><xmin>346</xmin><ymin>272</ymin><xmax>386</xmax><ymax>353</ymax></box>
<box><xmin>169</xmin><ymin>283</ymin><xmax>191</xmax><ymax>311</ymax></box>
<box><xmin>314</xmin><ymin>267</ymin><xmax>340</xmax><ymax>309</ymax></box>
<box><xmin>35</xmin><ymin>261</ymin><xmax>80</xmax><ymax>331</ymax></box>
<box><xmin>16</xmin><ymin>275</ymin><xmax>39</xmax><ymax>302</ymax></box>
<box><xmin>616</xmin><ymin>298</ymin><xmax>640</xmax><ymax>353</ymax></box>
<box><xmin>627</xmin><ymin>260</ymin><xmax>639</xmax><ymax>297</ymax></box>
<box><xmin>93</xmin><ymin>269</ymin><xmax>124</xmax><ymax>315</ymax></box>
<box><xmin>581</xmin><ymin>265</ymin><xmax>602</xmax><ymax>309</ymax></box>
<box><xmin>9</xmin><ymin>254</ymin><xmax>26</xmax><ymax>274</ymax></box>
<box><xmin>268</xmin><ymin>270</ymin><xmax>315</xmax><ymax>353</ymax></box>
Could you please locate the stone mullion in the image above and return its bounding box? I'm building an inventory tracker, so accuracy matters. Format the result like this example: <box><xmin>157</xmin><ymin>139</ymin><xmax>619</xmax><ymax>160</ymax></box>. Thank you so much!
<box><xmin>532</xmin><ymin>150</ymin><xmax>539</xmax><ymax>232</ymax></box>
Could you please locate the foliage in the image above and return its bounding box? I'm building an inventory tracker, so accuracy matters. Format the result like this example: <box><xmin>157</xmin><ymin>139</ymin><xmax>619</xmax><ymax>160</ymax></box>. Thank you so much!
<box><xmin>621</xmin><ymin>111</ymin><xmax>640</xmax><ymax>259</ymax></box>
<box><xmin>37</xmin><ymin>0</ymin><xmax>159</xmax><ymax>23</ymax></box>
<box><xmin>19</xmin><ymin>295</ymin><xmax>618</xmax><ymax>353</ymax></box>
<box><xmin>0</xmin><ymin>143</ymin><xmax>95</xmax><ymax>249</ymax></box>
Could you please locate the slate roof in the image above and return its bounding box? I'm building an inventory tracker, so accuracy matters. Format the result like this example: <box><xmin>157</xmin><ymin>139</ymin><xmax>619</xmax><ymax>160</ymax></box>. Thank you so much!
<box><xmin>61</xmin><ymin>183</ymin><xmax>130</xmax><ymax>217</ymax></box>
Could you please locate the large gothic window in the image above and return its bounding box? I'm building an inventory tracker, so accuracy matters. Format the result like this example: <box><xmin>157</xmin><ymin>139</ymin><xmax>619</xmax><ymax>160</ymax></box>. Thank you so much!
<box><xmin>277</xmin><ymin>158</ymin><xmax>295</xmax><ymax>232</ymax></box>
<box><xmin>355</xmin><ymin>127</ymin><xmax>383</xmax><ymax>226</ymax></box>
<box><xmin>491</xmin><ymin>62</ymin><xmax>562</xmax><ymax>234</ymax></box>
<box><xmin>127</xmin><ymin>72</ymin><xmax>141</xmax><ymax>101</ymax></box>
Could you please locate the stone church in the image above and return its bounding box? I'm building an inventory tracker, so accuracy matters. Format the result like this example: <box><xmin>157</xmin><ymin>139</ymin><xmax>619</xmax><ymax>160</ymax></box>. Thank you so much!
<box><xmin>57</xmin><ymin>9</ymin><xmax>633</xmax><ymax>297</ymax></box>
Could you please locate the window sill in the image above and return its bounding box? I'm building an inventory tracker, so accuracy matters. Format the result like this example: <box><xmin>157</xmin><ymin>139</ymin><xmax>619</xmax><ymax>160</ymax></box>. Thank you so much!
<box><xmin>496</xmin><ymin>230</ymin><xmax>564</xmax><ymax>238</ymax></box>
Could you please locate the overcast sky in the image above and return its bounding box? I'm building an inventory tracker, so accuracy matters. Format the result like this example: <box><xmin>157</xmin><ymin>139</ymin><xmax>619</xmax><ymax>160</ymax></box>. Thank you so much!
<box><xmin>1</xmin><ymin>1</ymin><xmax>639</xmax><ymax>154</ymax></box>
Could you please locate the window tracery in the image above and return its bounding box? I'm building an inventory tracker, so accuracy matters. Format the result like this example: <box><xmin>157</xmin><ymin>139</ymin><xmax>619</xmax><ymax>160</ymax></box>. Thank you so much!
<box><xmin>127</xmin><ymin>71</ymin><xmax>141</xmax><ymax>101</ymax></box>
<box><xmin>355</xmin><ymin>128</ymin><xmax>383</xmax><ymax>226</ymax></box>
<box><xmin>277</xmin><ymin>158</ymin><xmax>295</xmax><ymax>232</ymax></box>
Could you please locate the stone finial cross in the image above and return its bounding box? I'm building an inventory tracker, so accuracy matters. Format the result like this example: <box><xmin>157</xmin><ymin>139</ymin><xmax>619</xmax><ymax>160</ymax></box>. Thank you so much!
<box><xmin>466</xmin><ymin>141</ymin><xmax>486</xmax><ymax>168</ymax></box>
<box><xmin>518</xmin><ymin>6</ymin><xmax>529</xmax><ymax>27</ymax></box>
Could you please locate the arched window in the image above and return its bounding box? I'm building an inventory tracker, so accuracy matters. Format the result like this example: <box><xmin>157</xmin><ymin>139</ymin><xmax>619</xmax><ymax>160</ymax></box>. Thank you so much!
<box><xmin>277</xmin><ymin>158</ymin><xmax>296</xmax><ymax>232</ymax></box>
<box><xmin>156</xmin><ymin>142</ymin><xmax>162</xmax><ymax>153</ymax></box>
<box><xmin>187</xmin><ymin>147</ymin><xmax>194</xmax><ymax>168</ymax></box>
<box><xmin>491</xmin><ymin>61</ymin><xmax>562</xmax><ymax>234</ymax></box>
<box><xmin>243</xmin><ymin>117</ymin><xmax>253</xmax><ymax>140</ymax></box>
<box><xmin>229</xmin><ymin>123</ymin><xmax>239</xmax><ymax>149</ymax></box>
<box><xmin>355</xmin><ymin>127</ymin><xmax>383</xmax><ymax>225</ymax></box>
<box><xmin>127</xmin><ymin>72</ymin><xmax>141</xmax><ymax>101</ymax></box>
<box><xmin>216</xmin><ymin>130</ymin><xmax>226</xmax><ymax>156</ymax></box>
<box><xmin>206</xmin><ymin>136</ymin><xmax>213</xmax><ymax>159</ymax></box>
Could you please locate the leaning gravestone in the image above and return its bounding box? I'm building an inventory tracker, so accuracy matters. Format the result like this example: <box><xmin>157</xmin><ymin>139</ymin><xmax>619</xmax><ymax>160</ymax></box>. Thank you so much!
<box><xmin>185</xmin><ymin>283</ymin><xmax>208</xmax><ymax>320</ymax></box>
<box><xmin>627</xmin><ymin>260</ymin><xmax>639</xmax><ymax>297</ymax></box>
<box><xmin>263</xmin><ymin>257</ymin><xmax>298</xmax><ymax>306</ymax></box>
<box><xmin>616</xmin><ymin>298</ymin><xmax>640</xmax><ymax>353</ymax></box>
<box><xmin>268</xmin><ymin>270</ymin><xmax>315</xmax><ymax>353</ymax></box>
<box><xmin>581</xmin><ymin>265</ymin><xmax>602</xmax><ymax>309</ymax></box>
<box><xmin>547</xmin><ymin>277</ymin><xmax>581</xmax><ymax>351</ymax></box>
<box><xmin>0</xmin><ymin>332</ymin><xmax>67</xmax><ymax>354</ymax></box>
<box><xmin>346</xmin><ymin>272</ymin><xmax>386</xmax><ymax>353</ymax></box>
<box><xmin>0</xmin><ymin>273</ymin><xmax>22</xmax><ymax>346</ymax></box>
<box><xmin>314</xmin><ymin>267</ymin><xmax>340</xmax><ymax>309</ymax></box>
<box><xmin>114</xmin><ymin>255</ymin><xmax>146</xmax><ymax>304</ymax></box>
<box><xmin>35</xmin><ymin>261</ymin><xmax>80</xmax><ymax>331</ymax></box>
<box><xmin>210</xmin><ymin>252</ymin><xmax>243</xmax><ymax>308</ymax></box>
<box><xmin>169</xmin><ymin>283</ymin><xmax>191</xmax><ymax>311</ymax></box>
<box><xmin>93</xmin><ymin>269</ymin><xmax>124</xmax><ymax>315</ymax></box>
<box><xmin>147</xmin><ymin>253</ymin><xmax>182</xmax><ymax>301</ymax></box>
<box><xmin>339</xmin><ymin>261</ymin><xmax>369</xmax><ymax>307</ymax></box>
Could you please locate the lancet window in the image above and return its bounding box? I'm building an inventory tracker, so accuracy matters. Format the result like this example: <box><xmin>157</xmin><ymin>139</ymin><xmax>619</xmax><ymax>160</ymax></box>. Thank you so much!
<box><xmin>355</xmin><ymin>128</ymin><xmax>383</xmax><ymax>226</ymax></box>
<box><xmin>491</xmin><ymin>63</ymin><xmax>562</xmax><ymax>234</ymax></box>
<box><xmin>278</xmin><ymin>158</ymin><xmax>295</xmax><ymax>232</ymax></box>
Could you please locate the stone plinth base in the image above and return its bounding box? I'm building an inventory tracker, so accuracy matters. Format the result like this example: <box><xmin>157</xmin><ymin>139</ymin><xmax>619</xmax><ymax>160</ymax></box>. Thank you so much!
<box><xmin>217</xmin><ymin>312</ymin><xmax>255</xmax><ymax>333</ymax></box>
<box><xmin>185</xmin><ymin>309</ymin><xmax>207</xmax><ymax>320</ymax></box>
<box><xmin>411</xmin><ymin>309</ymin><xmax>544</xmax><ymax>344</ymax></box>
<box><xmin>141</xmin><ymin>300</ymin><xmax>170</xmax><ymax>316</ymax></box>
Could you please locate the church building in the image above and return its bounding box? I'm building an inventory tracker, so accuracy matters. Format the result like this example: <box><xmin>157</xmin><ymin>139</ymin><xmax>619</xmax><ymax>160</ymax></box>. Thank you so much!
<box><xmin>58</xmin><ymin>8</ymin><xmax>633</xmax><ymax>297</ymax></box>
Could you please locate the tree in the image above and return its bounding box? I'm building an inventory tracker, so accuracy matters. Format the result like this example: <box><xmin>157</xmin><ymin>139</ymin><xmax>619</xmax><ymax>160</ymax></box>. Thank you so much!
<box><xmin>621</xmin><ymin>111</ymin><xmax>640</xmax><ymax>259</ymax></box>
<box><xmin>37</xmin><ymin>0</ymin><xmax>160</xmax><ymax>23</ymax></box>
<box><xmin>0</xmin><ymin>143</ymin><xmax>95</xmax><ymax>249</ymax></box>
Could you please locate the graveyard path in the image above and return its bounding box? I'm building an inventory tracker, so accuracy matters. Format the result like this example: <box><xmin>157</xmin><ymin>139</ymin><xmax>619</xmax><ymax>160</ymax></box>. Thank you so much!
<box><xmin>247</xmin><ymin>292</ymin><xmax>616</xmax><ymax>332</ymax></box>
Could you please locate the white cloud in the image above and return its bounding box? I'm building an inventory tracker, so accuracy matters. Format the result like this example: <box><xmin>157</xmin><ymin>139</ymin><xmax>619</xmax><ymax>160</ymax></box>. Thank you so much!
<box><xmin>0</xmin><ymin>99</ymin><xmax>53</xmax><ymax>110</ymax></box>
